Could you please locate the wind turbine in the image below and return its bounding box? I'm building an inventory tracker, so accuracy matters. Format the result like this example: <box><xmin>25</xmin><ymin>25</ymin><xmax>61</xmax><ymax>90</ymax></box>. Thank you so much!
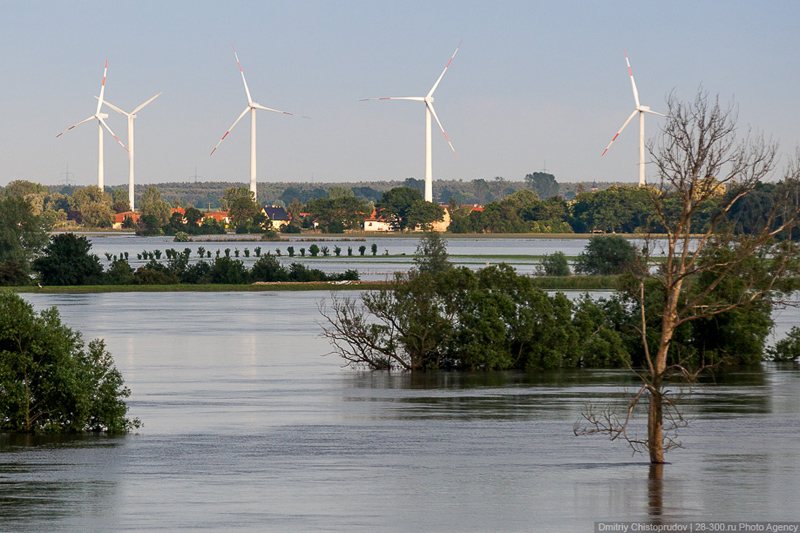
<box><xmin>601</xmin><ymin>53</ymin><xmax>665</xmax><ymax>187</ymax></box>
<box><xmin>362</xmin><ymin>45</ymin><xmax>459</xmax><ymax>203</ymax></box>
<box><xmin>211</xmin><ymin>50</ymin><xmax>295</xmax><ymax>200</ymax></box>
<box><xmin>102</xmin><ymin>92</ymin><xmax>161</xmax><ymax>211</ymax></box>
<box><xmin>57</xmin><ymin>59</ymin><xmax>127</xmax><ymax>190</ymax></box>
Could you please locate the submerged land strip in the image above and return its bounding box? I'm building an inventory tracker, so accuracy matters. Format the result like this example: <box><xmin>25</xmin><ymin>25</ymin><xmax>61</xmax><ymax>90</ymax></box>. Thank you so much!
<box><xmin>11</xmin><ymin>275</ymin><xmax>623</xmax><ymax>293</ymax></box>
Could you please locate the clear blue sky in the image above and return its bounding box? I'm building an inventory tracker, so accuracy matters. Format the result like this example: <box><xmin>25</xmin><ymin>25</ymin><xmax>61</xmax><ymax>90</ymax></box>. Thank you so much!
<box><xmin>2</xmin><ymin>0</ymin><xmax>798</xmax><ymax>188</ymax></box>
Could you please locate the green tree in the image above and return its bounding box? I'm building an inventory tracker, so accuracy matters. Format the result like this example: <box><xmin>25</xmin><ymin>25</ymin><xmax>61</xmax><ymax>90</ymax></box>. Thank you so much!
<box><xmin>209</xmin><ymin>257</ymin><xmax>249</xmax><ymax>284</ymax></box>
<box><xmin>71</xmin><ymin>186</ymin><xmax>114</xmax><ymax>228</ymax></box>
<box><xmin>768</xmin><ymin>327</ymin><xmax>800</xmax><ymax>361</ymax></box>
<box><xmin>539</xmin><ymin>251</ymin><xmax>570</xmax><ymax>276</ymax></box>
<box><xmin>304</xmin><ymin>196</ymin><xmax>369</xmax><ymax>233</ymax></box>
<box><xmin>407</xmin><ymin>200</ymin><xmax>445</xmax><ymax>230</ymax></box>
<box><xmin>223</xmin><ymin>187</ymin><xmax>260</xmax><ymax>231</ymax></box>
<box><xmin>379</xmin><ymin>187</ymin><xmax>424</xmax><ymax>231</ymax></box>
<box><xmin>570</xmin><ymin>186</ymin><xmax>654</xmax><ymax>233</ymax></box>
<box><xmin>0</xmin><ymin>292</ymin><xmax>139</xmax><ymax>433</ymax></box>
<box><xmin>111</xmin><ymin>188</ymin><xmax>131</xmax><ymax>213</ymax></box>
<box><xmin>320</xmin><ymin>262</ymin><xmax>628</xmax><ymax>372</ymax></box>
<box><xmin>309</xmin><ymin>244</ymin><xmax>320</xmax><ymax>257</ymax></box>
<box><xmin>575</xmin><ymin>236</ymin><xmax>639</xmax><ymax>275</ymax></box>
<box><xmin>525</xmin><ymin>172</ymin><xmax>560</xmax><ymax>199</ymax></box>
<box><xmin>414</xmin><ymin>232</ymin><xmax>451</xmax><ymax>274</ymax></box>
<box><xmin>104</xmin><ymin>258</ymin><xmax>135</xmax><ymax>285</ymax></box>
<box><xmin>140</xmin><ymin>186</ymin><xmax>171</xmax><ymax>227</ymax></box>
<box><xmin>33</xmin><ymin>233</ymin><xmax>103</xmax><ymax>285</ymax></box>
<box><xmin>0</xmin><ymin>196</ymin><xmax>51</xmax><ymax>285</ymax></box>
<box><xmin>250</xmin><ymin>255</ymin><xmax>289</xmax><ymax>282</ymax></box>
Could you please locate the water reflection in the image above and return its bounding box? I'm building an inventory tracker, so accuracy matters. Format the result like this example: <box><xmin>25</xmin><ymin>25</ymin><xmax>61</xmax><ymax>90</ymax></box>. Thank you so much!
<box><xmin>648</xmin><ymin>463</ymin><xmax>664</xmax><ymax>520</ymax></box>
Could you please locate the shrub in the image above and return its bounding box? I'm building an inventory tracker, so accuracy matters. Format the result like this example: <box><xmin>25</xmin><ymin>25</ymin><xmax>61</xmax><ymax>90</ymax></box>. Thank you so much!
<box><xmin>250</xmin><ymin>256</ymin><xmax>289</xmax><ymax>282</ymax></box>
<box><xmin>0</xmin><ymin>292</ymin><xmax>139</xmax><ymax>433</ymax></box>
<box><xmin>209</xmin><ymin>257</ymin><xmax>248</xmax><ymax>284</ymax></box>
<box><xmin>575</xmin><ymin>236</ymin><xmax>639</xmax><ymax>275</ymax></box>
<box><xmin>539</xmin><ymin>251</ymin><xmax>571</xmax><ymax>276</ymax></box>
<box><xmin>104</xmin><ymin>259</ymin><xmax>134</xmax><ymax>285</ymax></box>
<box><xmin>309</xmin><ymin>244</ymin><xmax>320</xmax><ymax>257</ymax></box>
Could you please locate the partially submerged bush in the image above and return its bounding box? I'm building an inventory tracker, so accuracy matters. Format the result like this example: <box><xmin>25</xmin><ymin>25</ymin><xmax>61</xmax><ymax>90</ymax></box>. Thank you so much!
<box><xmin>0</xmin><ymin>292</ymin><xmax>140</xmax><ymax>433</ymax></box>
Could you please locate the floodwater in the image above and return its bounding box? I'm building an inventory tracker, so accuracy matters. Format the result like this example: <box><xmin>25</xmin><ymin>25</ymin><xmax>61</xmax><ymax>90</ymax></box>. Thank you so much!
<box><xmin>2</xmin><ymin>292</ymin><xmax>799</xmax><ymax>532</ymax></box>
<box><xmin>78</xmin><ymin>234</ymin><xmax>679</xmax><ymax>280</ymax></box>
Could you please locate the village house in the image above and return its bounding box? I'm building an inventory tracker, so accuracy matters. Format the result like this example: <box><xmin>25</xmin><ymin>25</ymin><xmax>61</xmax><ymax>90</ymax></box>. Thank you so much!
<box><xmin>262</xmin><ymin>205</ymin><xmax>291</xmax><ymax>231</ymax></box>
<box><xmin>112</xmin><ymin>211</ymin><xmax>140</xmax><ymax>229</ymax></box>
<box><xmin>363</xmin><ymin>208</ymin><xmax>392</xmax><ymax>232</ymax></box>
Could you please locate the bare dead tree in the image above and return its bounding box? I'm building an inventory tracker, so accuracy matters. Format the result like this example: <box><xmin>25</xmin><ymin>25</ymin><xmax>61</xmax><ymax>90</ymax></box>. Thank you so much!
<box><xmin>578</xmin><ymin>89</ymin><xmax>800</xmax><ymax>464</ymax></box>
<box><xmin>319</xmin><ymin>294</ymin><xmax>411</xmax><ymax>370</ymax></box>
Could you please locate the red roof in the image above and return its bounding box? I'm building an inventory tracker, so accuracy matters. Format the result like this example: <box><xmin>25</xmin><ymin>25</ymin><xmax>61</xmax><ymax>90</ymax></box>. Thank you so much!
<box><xmin>113</xmin><ymin>211</ymin><xmax>140</xmax><ymax>224</ymax></box>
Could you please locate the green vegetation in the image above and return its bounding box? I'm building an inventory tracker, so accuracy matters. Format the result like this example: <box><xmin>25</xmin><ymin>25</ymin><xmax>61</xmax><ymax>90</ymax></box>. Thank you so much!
<box><xmin>538</xmin><ymin>251</ymin><xmax>570</xmax><ymax>276</ymax></box>
<box><xmin>575</xmin><ymin>235</ymin><xmax>640</xmax><ymax>275</ymax></box>
<box><xmin>0</xmin><ymin>195</ymin><xmax>51</xmax><ymax>285</ymax></box>
<box><xmin>767</xmin><ymin>327</ymin><xmax>800</xmax><ymax>362</ymax></box>
<box><xmin>0</xmin><ymin>292</ymin><xmax>139</xmax><ymax>433</ymax></box>
<box><xmin>33</xmin><ymin>233</ymin><xmax>103</xmax><ymax>285</ymax></box>
<box><xmin>322</xmin><ymin>234</ymin><xmax>781</xmax><ymax>373</ymax></box>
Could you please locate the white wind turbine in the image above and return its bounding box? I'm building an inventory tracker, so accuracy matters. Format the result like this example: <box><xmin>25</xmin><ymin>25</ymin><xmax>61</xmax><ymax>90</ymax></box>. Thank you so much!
<box><xmin>211</xmin><ymin>50</ymin><xmax>295</xmax><ymax>199</ymax></box>
<box><xmin>101</xmin><ymin>92</ymin><xmax>161</xmax><ymax>211</ymax></box>
<box><xmin>57</xmin><ymin>59</ymin><xmax>127</xmax><ymax>190</ymax></box>
<box><xmin>362</xmin><ymin>45</ymin><xmax>459</xmax><ymax>203</ymax></box>
<box><xmin>601</xmin><ymin>53</ymin><xmax>665</xmax><ymax>187</ymax></box>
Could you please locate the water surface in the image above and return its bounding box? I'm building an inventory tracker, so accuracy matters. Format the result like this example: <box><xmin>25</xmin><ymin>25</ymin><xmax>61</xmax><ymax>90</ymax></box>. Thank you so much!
<box><xmin>1</xmin><ymin>292</ymin><xmax>798</xmax><ymax>532</ymax></box>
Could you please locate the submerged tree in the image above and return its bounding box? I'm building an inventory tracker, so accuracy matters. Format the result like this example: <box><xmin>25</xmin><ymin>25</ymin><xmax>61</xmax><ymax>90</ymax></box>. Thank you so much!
<box><xmin>0</xmin><ymin>292</ymin><xmax>140</xmax><ymax>433</ymax></box>
<box><xmin>575</xmin><ymin>90</ymin><xmax>800</xmax><ymax>464</ymax></box>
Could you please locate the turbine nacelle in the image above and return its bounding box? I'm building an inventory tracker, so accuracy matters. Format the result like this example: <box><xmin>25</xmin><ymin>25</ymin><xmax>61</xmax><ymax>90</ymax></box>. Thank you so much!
<box><xmin>361</xmin><ymin>44</ymin><xmax>460</xmax><ymax>202</ymax></box>
<box><xmin>601</xmin><ymin>53</ymin><xmax>665</xmax><ymax>186</ymax></box>
<box><xmin>211</xmin><ymin>49</ymin><xmax>300</xmax><ymax>198</ymax></box>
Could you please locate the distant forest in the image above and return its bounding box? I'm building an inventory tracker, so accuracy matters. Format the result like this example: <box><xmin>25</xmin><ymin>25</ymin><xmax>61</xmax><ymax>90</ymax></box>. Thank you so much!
<box><xmin>45</xmin><ymin>175</ymin><xmax>619</xmax><ymax>209</ymax></box>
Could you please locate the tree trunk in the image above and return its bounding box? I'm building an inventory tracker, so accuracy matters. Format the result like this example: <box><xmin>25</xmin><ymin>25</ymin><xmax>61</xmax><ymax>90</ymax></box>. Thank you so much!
<box><xmin>647</xmin><ymin>385</ymin><xmax>665</xmax><ymax>464</ymax></box>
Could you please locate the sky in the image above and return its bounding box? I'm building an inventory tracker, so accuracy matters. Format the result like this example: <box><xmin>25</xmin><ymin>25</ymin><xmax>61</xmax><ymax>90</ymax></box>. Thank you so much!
<box><xmin>1</xmin><ymin>1</ymin><xmax>799</xmax><ymax>188</ymax></box>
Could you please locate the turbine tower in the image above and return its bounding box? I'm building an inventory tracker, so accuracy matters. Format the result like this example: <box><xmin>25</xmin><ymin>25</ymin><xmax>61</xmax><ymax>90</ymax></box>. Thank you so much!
<box><xmin>57</xmin><ymin>59</ymin><xmax>127</xmax><ymax>190</ymax></box>
<box><xmin>362</xmin><ymin>45</ymin><xmax>459</xmax><ymax>203</ymax></box>
<box><xmin>102</xmin><ymin>93</ymin><xmax>161</xmax><ymax>211</ymax></box>
<box><xmin>211</xmin><ymin>50</ymin><xmax>295</xmax><ymax>200</ymax></box>
<box><xmin>601</xmin><ymin>53</ymin><xmax>665</xmax><ymax>187</ymax></box>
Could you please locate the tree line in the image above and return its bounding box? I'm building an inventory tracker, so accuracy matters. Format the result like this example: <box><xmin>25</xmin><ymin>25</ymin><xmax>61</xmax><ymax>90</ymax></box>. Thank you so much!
<box><xmin>4</xmin><ymin>170</ymin><xmax>797</xmax><ymax>238</ymax></box>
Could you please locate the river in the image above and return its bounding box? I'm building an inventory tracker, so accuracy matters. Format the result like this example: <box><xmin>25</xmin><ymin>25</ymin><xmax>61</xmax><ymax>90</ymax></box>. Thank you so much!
<box><xmin>1</xmin><ymin>292</ymin><xmax>798</xmax><ymax>532</ymax></box>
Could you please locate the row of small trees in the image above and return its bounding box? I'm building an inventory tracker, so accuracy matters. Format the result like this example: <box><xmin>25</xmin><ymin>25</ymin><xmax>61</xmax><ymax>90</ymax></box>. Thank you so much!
<box><xmin>34</xmin><ymin>234</ymin><xmax>359</xmax><ymax>286</ymax></box>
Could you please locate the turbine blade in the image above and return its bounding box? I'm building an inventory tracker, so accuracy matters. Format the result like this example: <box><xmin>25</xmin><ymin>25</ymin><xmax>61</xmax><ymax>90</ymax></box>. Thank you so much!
<box><xmin>100</xmin><ymin>98</ymin><xmax>129</xmax><ymax>116</ymax></box>
<box><xmin>98</xmin><ymin>116</ymin><xmax>128</xmax><ymax>151</ymax></box>
<box><xmin>427</xmin><ymin>102</ymin><xmax>455</xmax><ymax>152</ymax></box>
<box><xmin>428</xmin><ymin>43</ymin><xmax>460</xmax><ymax>98</ymax></box>
<box><xmin>601</xmin><ymin>109</ymin><xmax>638</xmax><ymax>157</ymax></box>
<box><xmin>360</xmin><ymin>96</ymin><xmax>425</xmax><ymax>102</ymax></box>
<box><xmin>96</xmin><ymin>58</ymin><xmax>109</xmax><ymax>115</ymax></box>
<box><xmin>210</xmin><ymin>107</ymin><xmax>249</xmax><ymax>156</ymax></box>
<box><xmin>56</xmin><ymin>115</ymin><xmax>95</xmax><ymax>137</ymax></box>
<box><xmin>132</xmin><ymin>92</ymin><xmax>162</xmax><ymax>114</ymax></box>
<box><xmin>645</xmin><ymin>109</ymin><xmax>666</xmax><ymax>117</ymax></box>
<box><xmin>252</xmin><ymin>103</ymin><xmax>293</xmax><ymax>115</ymax></box>
<box><xmin>625</xmin><ymin>53</ymin><xmax>641</xmax><ymax>109</ymax></box>
<box><xmin>233</xmin><ymin>49</ymin><xmax>253</xmax><ymax>105</ymax></box>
